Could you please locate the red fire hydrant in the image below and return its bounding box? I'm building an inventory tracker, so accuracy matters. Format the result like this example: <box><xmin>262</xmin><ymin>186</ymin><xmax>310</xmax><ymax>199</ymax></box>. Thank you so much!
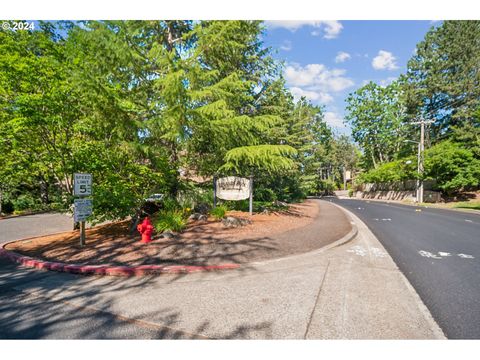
<box><xmin>137</xmin><ymin>217</ymin><xmax>154</xmax><ymax>243</ymax></box>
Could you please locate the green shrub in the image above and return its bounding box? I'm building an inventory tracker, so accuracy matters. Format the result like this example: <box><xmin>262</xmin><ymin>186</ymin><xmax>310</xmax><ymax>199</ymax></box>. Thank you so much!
<box><xmin>254</xmin><ymin>187</ymin><xmax>277</xmax><ymax>202</ymax></box>
<box><xmin>318</xmin><ymin>179</ymin><xmax>336</xmax><ymax>195</ymax></box>
<box><xmin>424</xmin><ymin>141</ymin><xmax>480</xmax><ymax>194</ymax></box>
<box><xmin>348</xmin><ymin>189</ymin><xmax>354</xmax><ymax>197</ymax></box>
<box><xmin>162</xmin><ymin>196</ymin><xmax>180</xmax><ymax>211</ymax></box>
<box><xmin>153</xmin><ymin>210</ymin><xmax>187</xmax><ymax>233</ymax></box>
<box><xmin>12</xmin><ymin>194</ymin><xmax>37</xmax><ymax>211</ymax></box>
<box><xmin>210</xmin><ymin>205</ymin><xmax>227</xmax><ymax>220</ymax></box>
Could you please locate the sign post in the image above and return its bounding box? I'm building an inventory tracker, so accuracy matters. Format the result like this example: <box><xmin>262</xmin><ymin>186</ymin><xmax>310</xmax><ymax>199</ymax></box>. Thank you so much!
<box><xmin>213</xmin><ymin>176</ymin><xmax>217</xmax><ymax>209</ymax></box>
<box><xmin>249</xmin><ymin>175</ymin><xmax>253</xmax><ymax>216</ymax></box>
<box><xmin>73</xmin><ymin>173</ymin><xmax>92</xmax><ymax>247</ymax></box>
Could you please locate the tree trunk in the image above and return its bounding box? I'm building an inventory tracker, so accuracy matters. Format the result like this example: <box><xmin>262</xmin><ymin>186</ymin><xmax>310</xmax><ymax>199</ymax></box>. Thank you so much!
<box><xmin>40</xmin><ymin>178</ymin><xmax>49</xmax><ymax>204</ymax></box>
<box><xmin>371</xmin><ymin>152</ymin><xmax>377</xmax><ymax>169</ymax></box>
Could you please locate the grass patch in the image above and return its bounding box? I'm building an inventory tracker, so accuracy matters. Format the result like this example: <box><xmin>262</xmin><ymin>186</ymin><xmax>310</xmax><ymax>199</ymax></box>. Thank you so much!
<box><xmin>152</xmin><ymin>209</ymin><xmax>188</xmax><ymax>233</ymax></box>
<box><xmin>453</xmin><ymin>201</ymin><xmax>480</xmax><ymax>211</ymax></box>
<box><xmin>209</xmin><ymin>205</ymin><xmax>227</xmax><ymax>220</ymax></box>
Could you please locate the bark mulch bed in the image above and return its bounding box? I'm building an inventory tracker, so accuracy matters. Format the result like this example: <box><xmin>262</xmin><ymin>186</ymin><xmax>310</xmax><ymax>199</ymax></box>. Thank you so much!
<box><xmin>4</xmin><ymin>200</ymin><xmax>328</xmax><ymax>267</ymax></box>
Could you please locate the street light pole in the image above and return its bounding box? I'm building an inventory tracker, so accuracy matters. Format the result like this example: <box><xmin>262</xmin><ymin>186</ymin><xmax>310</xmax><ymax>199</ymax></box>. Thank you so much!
<box><xmin>410</xmin><ymin>118</ymin><xmax>434</xmax><ymax>204</ymax></box>
<box><xmin>416</xmin><ymin>142</ymin><xmax>421</xmax><ymax>203</ymax></box>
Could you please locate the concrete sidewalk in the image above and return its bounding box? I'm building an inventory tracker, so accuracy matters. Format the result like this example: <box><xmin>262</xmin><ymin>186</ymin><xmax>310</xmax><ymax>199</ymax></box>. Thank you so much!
<box><xmin>0</xmin><ymin>201</ymin><xmax>445</xmax><ymax>339</ymax></box>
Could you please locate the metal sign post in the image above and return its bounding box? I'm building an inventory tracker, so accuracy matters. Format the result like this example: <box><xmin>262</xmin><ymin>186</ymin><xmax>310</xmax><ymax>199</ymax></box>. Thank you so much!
<box><xmin>73</xmin><ymin>173</ymin><xmax>93</xmax><ymax>247</ymax></box>
<box><xmin>249</xmin><ymin>175</ymin><xmax>253</xmax><ymax>216</ymax></box>
<box><xmin>213</xmin><ymin>176</ymin><xmax>217</xmax><ymax>209</ymax></box>
<box><xmin>80</xmin><ymin>221</ymin><xmax>86</xmax><ymax>247</ymax></box>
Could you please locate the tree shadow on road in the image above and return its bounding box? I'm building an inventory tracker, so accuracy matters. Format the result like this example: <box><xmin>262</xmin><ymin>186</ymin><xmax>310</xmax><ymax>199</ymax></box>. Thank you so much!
<box><xmin>0</xmin><ymin>258</ymin><xmax>272</xmax><ymax>339</ymax></box>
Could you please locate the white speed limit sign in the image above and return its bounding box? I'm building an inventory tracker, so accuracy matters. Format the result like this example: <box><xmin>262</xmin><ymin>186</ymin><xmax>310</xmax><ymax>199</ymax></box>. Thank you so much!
<box><xmin>74</xmin><ymin>173</ymin><xmax>92</xmax><ymax>196</ymax></box>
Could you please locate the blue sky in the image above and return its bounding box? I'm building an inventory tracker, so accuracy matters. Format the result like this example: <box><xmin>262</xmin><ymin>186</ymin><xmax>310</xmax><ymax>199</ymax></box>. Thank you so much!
<box><xmin>262</xmin><ymin>21</ymin><xmax>439</xmax><ymax>134</ymax></box>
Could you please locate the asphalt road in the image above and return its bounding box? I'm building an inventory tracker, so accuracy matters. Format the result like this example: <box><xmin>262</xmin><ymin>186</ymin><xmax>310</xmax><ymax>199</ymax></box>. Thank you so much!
<box><xmin>0</xmin><ymin>205</ymin><xmax>443</xmax><ymax>340</ymax></box>
<box><xmin>330</xmin><ymin>198</ymin><xmax>480</xmax><ymax>339</ymax></box>
<box><xmin>0</xmin><ymin>213</ymin><xmax>73</xmax><ymax>244</ymax></box>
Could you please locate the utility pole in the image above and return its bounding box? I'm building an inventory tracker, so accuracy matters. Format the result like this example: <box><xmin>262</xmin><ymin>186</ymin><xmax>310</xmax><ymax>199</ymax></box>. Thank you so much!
<box><xmin>411</xmin><ymin>119</ymin><xmax>434</xmax><ymax>203</ymax></box>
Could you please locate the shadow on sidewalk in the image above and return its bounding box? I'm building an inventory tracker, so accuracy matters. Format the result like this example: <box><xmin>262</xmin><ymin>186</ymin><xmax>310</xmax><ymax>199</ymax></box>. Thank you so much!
<box><xmin>0</xmin><ymin>258</ymin><xmax>273</xmax><ymax>339</ymax></box>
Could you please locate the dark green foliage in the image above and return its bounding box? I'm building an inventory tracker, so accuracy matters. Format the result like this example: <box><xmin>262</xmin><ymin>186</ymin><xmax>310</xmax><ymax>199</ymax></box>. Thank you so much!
<box><xmin>358</xmin><ymin>141</ymin><xmax>480</xmax><ymax>194</ymax></box>
<box><xmin>0</xmin><ymin>20</ymin><xmax>338</xmax><ymax>221</ymax></box>
<box><xmin>345</xmin><ymin>81</ymin><xmax>411</xmax><ymax>170</ymax></box>
<box><xmin>424</xmin><ymin>141</ymin><xmax>480</xmax><ymax>194</ymax></box>
<box><xmin>404</xmin><ymin>21</ymin><xmax>480</xmax><ymax>138</ymax></box>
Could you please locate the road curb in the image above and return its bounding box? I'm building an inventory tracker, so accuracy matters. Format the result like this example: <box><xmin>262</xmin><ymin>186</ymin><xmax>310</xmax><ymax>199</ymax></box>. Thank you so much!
<box><xmin>0</xmin><ymin>200</ymin><xmax>357</xmax><ymax>277</ymax></box>
<box><xmin>249</xmin><ymin>201</ymin><xmax>358</xmax><ymax>267</ymax></box>
<box><xmin>0</xmin><ymin>247</ymin><xmax>240</xmax><ymax>276</ymax></box>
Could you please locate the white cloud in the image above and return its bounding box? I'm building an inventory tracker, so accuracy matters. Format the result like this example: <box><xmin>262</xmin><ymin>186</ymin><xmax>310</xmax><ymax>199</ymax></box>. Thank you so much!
<box><xmin>372</xmin><ymin>50</ymin><xmax>399</xmax><ymax>70</ymax></box>
<box><xmin>335</xmin><ymin>51</ymin><xmax>351</xmax><ymax>63</ymax></box>
<box><xmin>284</xmin><ymin>63</ymin><xmax>354</xmax><ymax>92</ymax></box>
<box><xmin>289</xmin><ymin>87</ymin><xmax>334</xmax><ymax>104</ymax></box>
<box><xmin>324</xmin><ymin>111</ymin><xmax>346</xmax><ymax>128</ymax></box>
<box><xmin>317</xmin><ymin>21</ymin><xmax>343</xmax><ymax>39</ymax></box>
<box><xmin>265</xmin><ymin>20</ymin><xmax>343</xmax><ymax>39</ymax></box>
<box><xmin>280</xmin><ymin>40</ymin><xmax>292</xmax><ymax>51</ymax></box>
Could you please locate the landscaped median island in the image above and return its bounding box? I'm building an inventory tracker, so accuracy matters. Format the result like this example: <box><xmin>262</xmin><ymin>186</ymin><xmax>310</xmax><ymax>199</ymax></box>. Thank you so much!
<box><xmin>1</xmin><ymin>200</ymin><xmax>352</xmax><ymax>276</ymax></box>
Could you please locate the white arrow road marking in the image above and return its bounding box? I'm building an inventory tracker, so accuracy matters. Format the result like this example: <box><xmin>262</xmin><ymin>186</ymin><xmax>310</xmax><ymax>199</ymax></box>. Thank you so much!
<box><xmin>458</xmin><ymin>254</ymin><xmax>475</xmax><ymax>259</ymax></box>
<box><xmin>438</xmin><ymin>252</ymin><xmax>451</xmax><ymax>257</ymax></box>
<box><xmin>418</xmin><ymin>250</ymin><xmax>442</xmax><ymax>259</ymax></box>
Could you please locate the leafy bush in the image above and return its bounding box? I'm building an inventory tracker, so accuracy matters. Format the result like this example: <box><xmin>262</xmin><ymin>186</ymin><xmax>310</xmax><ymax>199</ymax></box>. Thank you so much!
<box><xmin>162</xmin><ymin>196</ymin><xmax>180</xmax><ymax>211</ymax></box>
<box><xmin>357</xmin><ymin>140</ymin><xmax>480</xmax><ymax>195</ymax></box>
<box><xmin>424</xmin><ymin>141</ymin><xmax>480</xmax><ymax>194</ymax></box>
<box><xmin>153</xmin><ymin>210</ymin><xmax>187</xmax><ymax>233</ymax></box>
<box><xmin>12</xmin><ymin>194</ymin><xmax>38</xmax><ymax>211</ymax></box>
<box><xmin>358</xmin><ymin>158</ymin><xmax>417</xmax><ymax>184</ymax></box>
<box><xmin>348</xmin><ymin>189</ymin><xmax>354</xmax><ymax>197</ymax></box>
<box><xmin>254</xmin><ymin>187</ymin><xmax>277</xmax><ymax>202</ymax></box>
<box><xmin>210</xmin><ymin>205</ymin><xmax>227</xmax><ymax>220</ymax></box>
<box><xmin>318</xmin><ymin>179</ymin><xmax>336</xmax><ymax>195</ymax></box>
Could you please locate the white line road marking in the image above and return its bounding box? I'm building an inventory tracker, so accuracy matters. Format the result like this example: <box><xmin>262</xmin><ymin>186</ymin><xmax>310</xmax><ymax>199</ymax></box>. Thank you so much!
<box><xmin>465</xmin><ymin>219</ymin><xmax>472</xmax><ymax>223</ymax></box>
<box><xmin>419</xmin><ymin>251</ymin><xmax>475</xmax><ymax>260</ymax></box>
<box><xmin>418</xmin><ymin>250</ymin><xmax>442</xmax><ymax>259</ymax></box>
<box><xmin>373</xmin><ymin>218</ymin><xmax>379</xmax><ymax>221</ymax></box>
<box><xmin>458</xmin><ymin>254</ymin><xmax>475</xmax><ymax>259</ymax></box>
<box><xmin>438</xmin><ymin>252</ymin><xmax>451</xmax><ymax>257</ymax></box>
<box><xmin>381</xmin><ymin>218</ymin><xmax>391</xmax><ymax>221</ymax></box>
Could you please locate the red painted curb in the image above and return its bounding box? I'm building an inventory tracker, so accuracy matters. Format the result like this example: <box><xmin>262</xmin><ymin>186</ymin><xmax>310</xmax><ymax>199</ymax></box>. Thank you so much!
<box><xmin>0</xmin><ymin>247</ymin><xmax>240</xmax><ymax>277</ymax></box>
